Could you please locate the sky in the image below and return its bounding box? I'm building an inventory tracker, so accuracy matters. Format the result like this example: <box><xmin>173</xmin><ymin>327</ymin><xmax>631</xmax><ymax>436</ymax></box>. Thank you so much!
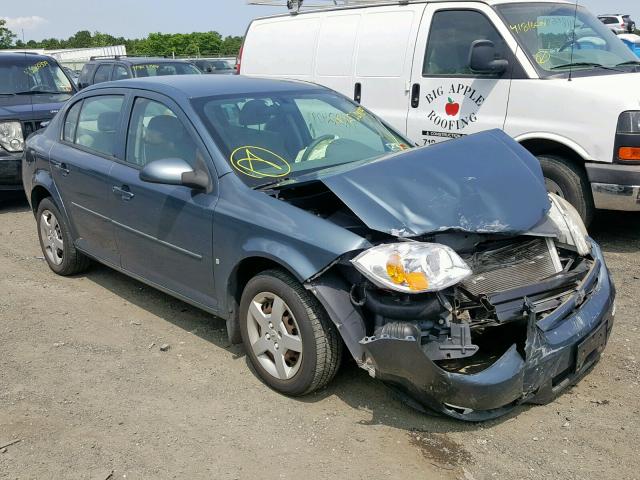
<box><xmin>1</xmin><ymin>1</ymin><xmax>640</xmax><ymax>42</ymax></box>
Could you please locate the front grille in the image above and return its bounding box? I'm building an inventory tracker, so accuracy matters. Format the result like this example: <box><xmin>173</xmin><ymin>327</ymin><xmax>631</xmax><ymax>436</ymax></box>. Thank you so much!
<box><xmin>21</xmin><ymin>119</ymin><xmax>50</xmax><ymax>139</ymax></box>
<box><xmin>461</xmin><ymin>239</ymin><xmax>562</xmax><ymax>296</ymax></box>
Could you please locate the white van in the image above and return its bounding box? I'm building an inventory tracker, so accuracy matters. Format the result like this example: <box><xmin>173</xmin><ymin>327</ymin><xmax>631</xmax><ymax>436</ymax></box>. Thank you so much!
<box><xmin>240</xmin><ymin>0</ymin><xmax>640</xmax><ymax>223</ymax></box>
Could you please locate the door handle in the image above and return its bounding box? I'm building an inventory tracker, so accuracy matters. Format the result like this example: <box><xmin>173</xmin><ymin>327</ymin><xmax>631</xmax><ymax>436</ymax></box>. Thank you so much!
<box><xmin>112</xmin><ymin>185</ymin><xmax>135</xmax><ymax>201</ymax></box>
<box><xmin>50</xmin><ymin>159</ymin><xmax>70</xmax><ymax>175</ymax></box>
<box><xmin>411</xmin><ymin>83</ymin><xmax>421</xmax><ymax>108</ymax></box>
<box><xmin>354</xmin><ymin>82</ymin><xmax>362</xmax><ymax>104</ymax></box>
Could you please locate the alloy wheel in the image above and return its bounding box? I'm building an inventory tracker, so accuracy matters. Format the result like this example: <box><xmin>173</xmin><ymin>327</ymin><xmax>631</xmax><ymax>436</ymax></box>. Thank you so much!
<box><xmin>39</xmin><ymin>209</ymin><xmax>64</xmax><ymax>266</ymax></box>
<box><xmin>246</xmin><ymin>292</ymin><xmax>303</xmax><ymax>380</ymax></box>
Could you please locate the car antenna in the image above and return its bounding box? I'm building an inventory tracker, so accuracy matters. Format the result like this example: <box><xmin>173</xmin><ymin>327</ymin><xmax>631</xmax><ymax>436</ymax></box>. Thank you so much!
<box><xmin>568</xmin><ymin>0</ymin><xmax>579</xmax><ymax>82</ymax></box>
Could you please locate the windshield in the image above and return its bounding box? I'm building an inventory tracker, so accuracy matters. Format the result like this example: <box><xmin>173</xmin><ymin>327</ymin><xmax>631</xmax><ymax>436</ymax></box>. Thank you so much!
<box><xmin>497</xmin><ymin>3</ymin><xmax>639</xmax><ymax>75</ymax></box>
<box><xmin>132</xmin><ymin>62</ymin><xmax>201</xmax><ymax>78</ymax></box>
<box><xmin>193</xmin><ymin>90</ymin><xmax>411</xmax><ymax>187</ymax></box>
<box><xmin>0</xmin><ymin>57</ymin><xmax>74</xmax><ymax>95</ymax></box>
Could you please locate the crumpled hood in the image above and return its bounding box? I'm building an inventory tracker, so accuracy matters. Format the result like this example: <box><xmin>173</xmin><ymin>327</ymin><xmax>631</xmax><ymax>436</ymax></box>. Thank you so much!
<box><xmin>320</xmin><ymin>130</ymin><xmax>550</xmax><ymax>237</ymax></box>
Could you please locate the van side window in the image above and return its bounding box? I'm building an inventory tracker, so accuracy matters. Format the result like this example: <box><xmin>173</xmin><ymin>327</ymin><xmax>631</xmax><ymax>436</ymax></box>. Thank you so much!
<box><xmin>126</xmin><ymin>98</ymin><xmax>199</xmax><ymax>168</ymax></box>
<box><xmin>63</xmin><ymin>101</ymin><xmax>82</xmax><ymax>143</ymax></box>
<box><xmin>75</xmin><ymin>95</ymin><xmax>124</xmax><ymax>156</ymax></box>
<box><xmin>423</xmin><ymin>10</ymin><xmax>508</xmax><ymax>76</ymax></box>
<box><xmin>93</xmin><ymin>64</ymin><xmax>113</xmax><ymax>84</ymax></box>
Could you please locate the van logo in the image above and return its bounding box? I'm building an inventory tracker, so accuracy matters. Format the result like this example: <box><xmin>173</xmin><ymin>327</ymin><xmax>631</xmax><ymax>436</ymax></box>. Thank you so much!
<box><xmin>424</xmin><ymin>83</ymin><xmax>486</xmax><ymax>132</ymax></box>
<box><xmin>50</xmin><ymin>109</ymin><xmax>59</xmax><ymax>115</ymax></box>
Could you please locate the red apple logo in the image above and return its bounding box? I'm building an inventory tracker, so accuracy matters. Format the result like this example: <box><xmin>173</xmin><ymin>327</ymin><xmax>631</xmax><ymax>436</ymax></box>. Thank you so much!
<box><xmin>445</xmin><ymin>97</ymin><xmax>460</xmax><ymax>117</ymax></box>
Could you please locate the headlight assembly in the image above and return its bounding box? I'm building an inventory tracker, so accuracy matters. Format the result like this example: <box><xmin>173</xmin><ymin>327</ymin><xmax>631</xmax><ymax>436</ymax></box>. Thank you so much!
<box><xmin>351</xmin><ymin>242</ymin><xmax>472</xmax><ymax>294</ymax></box>
<box><xmin>548</xmin><ymin>193</ymin><xmax>591</xmax><ymax>256</ymax></box>
<box><xmin>617</xmin><ymin>111</ymin><xmax>640</xmax><ymax>134</ymax></box>
<box><xmin>0</xmin><ymin>121</ymin><xmax>24</xmax><ymax>152</ymax></box>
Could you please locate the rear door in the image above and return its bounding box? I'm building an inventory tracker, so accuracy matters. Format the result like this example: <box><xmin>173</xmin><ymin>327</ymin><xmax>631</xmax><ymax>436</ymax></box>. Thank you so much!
<box><xmin>49</xmin><ymin>92</ymin><xmax>126</xmax><ymax>264</ymax></box>
<box><xmin>108</xmin><ymin>92</ymin><xmax>218</xmax><ymax>309</ymax></box>
<box><xmin>407</xmin><ymin>2</ymin><xmax>523</xmax><ymax>146</ymax></box>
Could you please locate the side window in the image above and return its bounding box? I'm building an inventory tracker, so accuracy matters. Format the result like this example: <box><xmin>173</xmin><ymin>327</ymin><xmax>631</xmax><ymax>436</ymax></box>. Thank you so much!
<box><xmin>93</xmin><ymin>64</ymin><xmax>113</xmax><ymax>84</ymax></box>
<box><xmin>113</xmin><ymin>65</ymin><xmax>130</xmax><ymax>80</ymax></box>
<box><xmin>63</xmin><ymin>101</ymin><xmax>82</xmax><ymax>142</ymax></box>
<box><xmin>424</xmin><ymin>10</ymin><xmax>508</xmax><ymax>76</ymax></box>
<box><xmin>75</xmin><ymin>95</ymin><xmax>124</xmax><ymax>156</ymax></box>
<box><xmin>126</xmin><ymin>98</ymin><xmax>199</xmax><ymax>168</ymax></box>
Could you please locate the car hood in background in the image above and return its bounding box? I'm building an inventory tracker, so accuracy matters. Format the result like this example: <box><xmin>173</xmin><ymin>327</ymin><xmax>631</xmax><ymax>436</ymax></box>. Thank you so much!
<box><xmin>319</xmin><ymin>129</ymin><xmax>550</xmax><ymax>237</ymax></box>
<box><xmin>0</xmin><ymin>94</ymin><xmax>71</xmax><ymax>120</ymax></box>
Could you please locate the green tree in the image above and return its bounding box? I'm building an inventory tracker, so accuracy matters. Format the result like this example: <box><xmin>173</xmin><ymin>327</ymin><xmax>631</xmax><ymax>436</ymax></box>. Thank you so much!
<box><xmin>0</xmin><ymin>18</ymin><xmax>16</xmax><ymax>48</ymax></box>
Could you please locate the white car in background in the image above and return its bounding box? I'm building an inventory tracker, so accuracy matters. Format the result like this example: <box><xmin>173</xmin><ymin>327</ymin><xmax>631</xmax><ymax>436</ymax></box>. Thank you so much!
<box><xmin>598</xmin><ymin>14</ymin><xmax>635</xmax><ymax>34</ymax></box>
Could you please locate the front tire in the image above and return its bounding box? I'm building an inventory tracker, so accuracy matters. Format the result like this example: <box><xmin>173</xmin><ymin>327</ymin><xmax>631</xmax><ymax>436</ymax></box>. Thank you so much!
<box><xmin>36</xmin><ymin>198</ymin><xmax>90</xmax><ymax>276</ymax></box>
<box><xmin>239</xmin><ymin>269</ymin><xmax>342</xmax><ymax>396</ymax></box>
<box><xmin>537</xmin><ymin>155</ymin><xmax>594</xmax><ymax>225</ymax></box>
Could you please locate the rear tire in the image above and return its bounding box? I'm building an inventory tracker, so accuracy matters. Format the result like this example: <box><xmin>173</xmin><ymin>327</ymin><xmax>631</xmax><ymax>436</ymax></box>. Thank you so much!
<box><xmin>36</xmin><ymin>197</ymin><xmax>91</xmax><ymax>276</ymax></box>
<box><xmin>239</xmin><ymin>269</ymin><xmax>342</xmax><ymax>396</ymax></box>
<box><xmin>537</xmin><ymin>155</ymin><xmax>594</xmax><ymax>225</ymax></box>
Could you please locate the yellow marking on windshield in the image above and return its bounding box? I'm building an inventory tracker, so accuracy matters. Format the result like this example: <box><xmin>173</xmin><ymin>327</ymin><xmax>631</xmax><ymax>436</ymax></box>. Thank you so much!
<box><xmin>24</xmin><ymin>60</ymin><xmax>49</xmax><ymax>75</ymax></box>
<box><xmin>230</xmin><ymin>146</ymin><xmax>291</xmax><ymax>179</ymax></box>
<box><xmin>535</xmin><ymin>50</ymin><xmax>551</xmax><ymax>65</ymax></box>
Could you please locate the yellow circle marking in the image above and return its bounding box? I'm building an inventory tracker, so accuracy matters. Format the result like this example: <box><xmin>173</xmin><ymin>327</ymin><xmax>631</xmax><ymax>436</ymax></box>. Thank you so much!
<box><xmin>230</xmin><ymin>146</ymin><xmax>291</xmax><ymax>179</ymax></box>
<box><xmin>535</xmin><ymin>51</ymin><xmax>551</xmax><ymax>65</ymax></box>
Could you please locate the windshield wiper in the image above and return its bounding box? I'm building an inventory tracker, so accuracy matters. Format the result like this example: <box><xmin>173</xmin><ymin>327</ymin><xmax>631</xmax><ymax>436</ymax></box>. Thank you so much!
<box><xmin>615</xmin><ymin>60</ymin><xmax>640</xmax><ymax>67</ymax></box>
<box><xmin>254</xmin><ymin>178</ymin><xmax>291</xmax><ymax>190</ymax></box>
<box><xmin>549</xmin><ymin>62</ymin><xmax>621</xmax><ymax>72</ymax></box>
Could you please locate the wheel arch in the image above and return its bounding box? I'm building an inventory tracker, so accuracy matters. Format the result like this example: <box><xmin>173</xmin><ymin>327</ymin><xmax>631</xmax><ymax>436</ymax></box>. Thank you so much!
<box><xmin>516</xmin><ymin>134</ymin><xmax>590</xmax><ymax>171</ymax></box>
<box><xmin>30</xmin><ymin>185</ymin><xmax>52</xmax><ymax>214</ymax></box>
<box><xmin>224</xmin><ymin>255</ymin><xmax>307</xmax><ymax>344</ymax></box>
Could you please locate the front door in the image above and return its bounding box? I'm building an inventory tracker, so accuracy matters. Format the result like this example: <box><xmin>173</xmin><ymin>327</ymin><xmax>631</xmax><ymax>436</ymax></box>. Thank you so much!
<box><xmin>49</xmin><ymin>93</ymin><xmax>126</xmax><ymax>265</ymax></box>
<box><xmin>108</xmin><ymin>93</ymin><xmax>218</xmax><ymax>310</ymax></box>
<box><xmin>407</xmin><ymin>3</ymin><xmax>524</xmax><ymax>146</ymax></box>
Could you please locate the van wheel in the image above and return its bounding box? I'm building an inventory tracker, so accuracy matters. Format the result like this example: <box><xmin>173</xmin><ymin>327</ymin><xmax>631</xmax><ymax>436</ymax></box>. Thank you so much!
<box><xmin>537</xmin><ymin>155</ymin><xmax>594</xmax><ymax>225</ymax></box>
<box><xmin>36</xmin><ymin>198</ymin><xmax>91</xmax><ymax>276</ymax></box>
<box><xmin>239</xmin><ymin>269</ymin><xmax>342</xmax><ymax>396</ymax></box>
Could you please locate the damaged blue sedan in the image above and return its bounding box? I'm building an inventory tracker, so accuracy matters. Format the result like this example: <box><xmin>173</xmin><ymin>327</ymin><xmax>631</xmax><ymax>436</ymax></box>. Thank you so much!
<box><xmin>22</xmin><ymin>76</ymin><xmax>615</xmax><ymax>420</ymax></box>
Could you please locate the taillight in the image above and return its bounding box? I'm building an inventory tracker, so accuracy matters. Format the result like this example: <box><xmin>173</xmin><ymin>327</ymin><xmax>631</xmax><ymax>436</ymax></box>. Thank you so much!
<box><xmin>236</xmin><ymin>44</ymin><xmax>243</xmax><ymax>74</ymax></box>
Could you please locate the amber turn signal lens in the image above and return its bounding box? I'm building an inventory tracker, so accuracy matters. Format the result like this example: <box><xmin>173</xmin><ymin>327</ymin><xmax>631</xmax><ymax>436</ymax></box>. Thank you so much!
<box><xmin>618</xmin><ymin>147</ymin><xmax>640</xmax><ymax>161</ymax></box>
<box><xmin>405</xmin><ymin>272</ymin><xmax>429</xmax><ymax>291</ymax></box>
<box><xmin>386</xmin><ymin>253</ymin><xmax>405</xmax><ymax>284</ymax></box>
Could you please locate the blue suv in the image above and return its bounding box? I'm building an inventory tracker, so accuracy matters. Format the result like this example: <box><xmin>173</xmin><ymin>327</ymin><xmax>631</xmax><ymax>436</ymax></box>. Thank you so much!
<box><xmin>22</xmin><ymin>75</ymin><xmax>615</xmax><ymax>420</ymax></box>
<box><xmin>1</xmin><ymin>52</ymin><xmax>76</xmax><ymax>193</ymax></box>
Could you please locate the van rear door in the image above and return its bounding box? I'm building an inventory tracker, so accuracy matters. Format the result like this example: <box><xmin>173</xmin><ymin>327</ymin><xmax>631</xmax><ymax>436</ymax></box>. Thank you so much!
<box><xmin>407</xmin><ymin>2</ymin><xmax>524</xmax><ymax>146</ymax></box>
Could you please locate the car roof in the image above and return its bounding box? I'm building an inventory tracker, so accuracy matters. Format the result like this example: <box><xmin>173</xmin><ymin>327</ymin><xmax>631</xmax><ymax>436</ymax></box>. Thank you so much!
<box><xmin>83</xmin><ymin>75</ymin><xmax>325</xmax><ymax>99</ymax></box>
<box><xmin>0</xmin><ymin>52</ymin><xmax>56</xmax><ymax>63</ymax></box>
<box><xmin>90</xmin><ymin>57</ymin><xmax>193</xmax><ymax>65</ymax></box>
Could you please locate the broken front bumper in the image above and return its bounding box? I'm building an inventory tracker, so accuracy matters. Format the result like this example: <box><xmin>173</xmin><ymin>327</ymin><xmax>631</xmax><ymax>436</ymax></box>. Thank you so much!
<box><xmin>359</xmin><ymin>241</ymin><xmax>615</xmax><ymax>421</ymax></box>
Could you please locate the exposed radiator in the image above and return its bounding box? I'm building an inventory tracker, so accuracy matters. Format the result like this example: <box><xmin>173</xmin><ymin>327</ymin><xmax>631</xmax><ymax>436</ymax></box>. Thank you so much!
<box><xmin>461</xmin><ymin>238</ymin><xmax>562</xmax><ymax>296</ymax></box>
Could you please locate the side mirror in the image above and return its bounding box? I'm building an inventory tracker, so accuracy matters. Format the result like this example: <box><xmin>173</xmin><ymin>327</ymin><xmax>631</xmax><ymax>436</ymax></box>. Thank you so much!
<box><xmin>469</xmin><ymin>40</ymin><xmax>509</xmax><ymax>74</ymax></box>
<box><xmin>139</xmin><ymin>158</ymin><xmax>209</xmax><ymax>190</ymax></box>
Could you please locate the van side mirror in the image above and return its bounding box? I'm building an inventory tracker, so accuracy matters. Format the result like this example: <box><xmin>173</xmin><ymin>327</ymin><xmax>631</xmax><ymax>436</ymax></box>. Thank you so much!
<box><xmin>469</xmin><ymin>40</ymin><xmax>509</xmax><ymax>74</ymax></box>
<box><xmin>140</xmin><ymin>158</ymin><xmax>209</xmax><ymax>190</ymax></box>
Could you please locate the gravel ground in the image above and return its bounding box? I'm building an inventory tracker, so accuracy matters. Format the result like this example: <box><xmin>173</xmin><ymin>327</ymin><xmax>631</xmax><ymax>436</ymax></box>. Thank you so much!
<box><xmin>1</xmin><ymin>194</ymin><xmax>639</xmax><ymax>480</ymax></box>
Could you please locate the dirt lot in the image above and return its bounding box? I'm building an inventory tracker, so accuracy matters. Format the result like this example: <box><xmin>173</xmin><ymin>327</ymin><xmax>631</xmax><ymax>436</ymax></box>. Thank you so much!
<box><xmin>1</xmin><ymin>193</ymin><xmax>639</xmax><ymax>480</ymax></box>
